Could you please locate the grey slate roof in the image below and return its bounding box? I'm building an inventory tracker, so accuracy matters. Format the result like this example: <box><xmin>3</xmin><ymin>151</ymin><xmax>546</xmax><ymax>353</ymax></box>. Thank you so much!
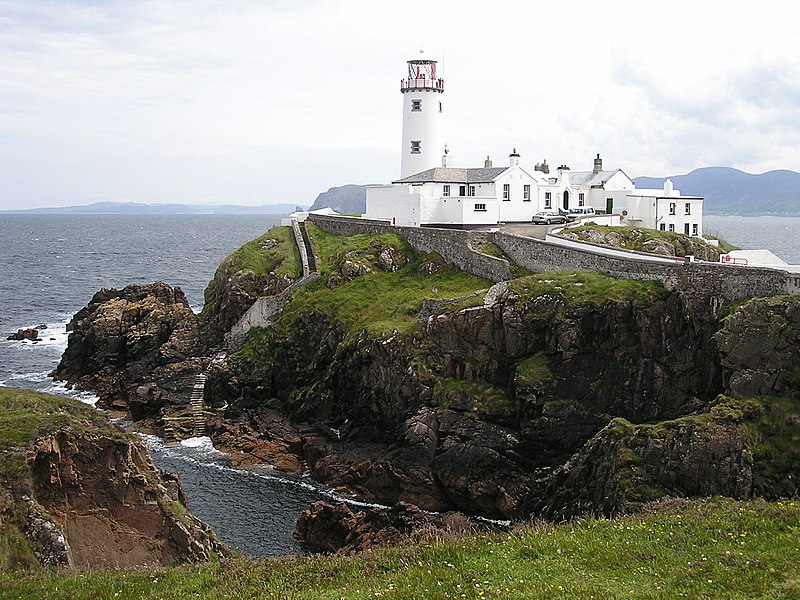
<box><xmin>566</xmin><ymin>169</ymin><xmax>629</xmax><ymax>186</ymax></box>
<box><xmin>393</xmin><ymin>167</ymin><xmax>510</xmax><ymax>184</ymax></box>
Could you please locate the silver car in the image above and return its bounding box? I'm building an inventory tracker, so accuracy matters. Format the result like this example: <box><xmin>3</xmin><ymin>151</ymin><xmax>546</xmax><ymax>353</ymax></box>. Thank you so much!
<box><xmin>532</xmin><ymin>211</ymin><xmax>566</xmax><ymax>225</ymax></box>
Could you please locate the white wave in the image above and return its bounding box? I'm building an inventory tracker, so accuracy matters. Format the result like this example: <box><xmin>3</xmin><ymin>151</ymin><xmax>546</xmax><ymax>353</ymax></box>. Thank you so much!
<box><xmin>41</xmin><ymin>380</ymin><xmax>99</xmax><ymax>406</ymax></box>
<box><xmin>7</xmin><ymin>370</ymin><xmax>50</xmax><ymax>383</ymax></box>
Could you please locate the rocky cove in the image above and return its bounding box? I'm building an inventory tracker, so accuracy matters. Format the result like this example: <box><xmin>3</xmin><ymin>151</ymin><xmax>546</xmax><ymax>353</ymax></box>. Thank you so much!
<box><xmin>48</xmin><ymin>221</ymin><xmax>800</xmax><ymax>554</ymax></box>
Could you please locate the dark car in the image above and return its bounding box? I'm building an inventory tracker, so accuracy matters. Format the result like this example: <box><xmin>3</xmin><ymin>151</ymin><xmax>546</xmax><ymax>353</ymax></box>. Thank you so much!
<box><xmin>532</xmin><ymin>211</ymin><xmax>566</xmax><ymax>225</ymax></box>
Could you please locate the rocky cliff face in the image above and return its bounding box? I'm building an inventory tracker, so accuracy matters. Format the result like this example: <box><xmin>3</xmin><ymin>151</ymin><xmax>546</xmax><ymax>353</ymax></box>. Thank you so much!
<box><xmin>52</xmin><ymin>282</ymin><xmax>201</xmax><ymax>417</ymax></box>
<box><xmin>28</xmin><ymin>429</ymin><xmax>226</xmax><ymax>568</ymax></box>
<box><xmin>205</xmin><ymin>275</ymin><xmax>768</xmax><ymax>520</ymax></box>
<box><xmin>0</xmin><ymin>388</ymin><xmax>227</xmax><ymax>570</ymax></box>
<box><xmin>53</xmin><ymin>230</ymin><xmax>800</xmax><ymax>528</ymax></box>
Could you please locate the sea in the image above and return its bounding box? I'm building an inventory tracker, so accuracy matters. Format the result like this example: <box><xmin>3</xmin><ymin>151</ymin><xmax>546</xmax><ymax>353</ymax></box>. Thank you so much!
<box><xmin>1</xmin><ymin>213</ymin><xmax>798</xmax><ymax>558</ymax></box>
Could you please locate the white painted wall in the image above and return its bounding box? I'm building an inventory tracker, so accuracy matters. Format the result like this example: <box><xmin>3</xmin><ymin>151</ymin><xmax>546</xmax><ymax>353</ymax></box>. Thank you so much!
<box><xmin>400</xmin><ymin>74</ymin><xmax>445</xmax><ymax>178</ymax></box>
<box><xmin>364</xmin><ymin>185</ymin><xmax>422</xmax><ymax>227</ymax></box>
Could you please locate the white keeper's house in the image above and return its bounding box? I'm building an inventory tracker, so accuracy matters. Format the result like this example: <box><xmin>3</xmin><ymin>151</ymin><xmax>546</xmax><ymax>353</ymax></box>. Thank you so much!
<box><xmin>364</xmin><ymin>55</ymin><xmax>704</xmax><ymax>236</ymax></box>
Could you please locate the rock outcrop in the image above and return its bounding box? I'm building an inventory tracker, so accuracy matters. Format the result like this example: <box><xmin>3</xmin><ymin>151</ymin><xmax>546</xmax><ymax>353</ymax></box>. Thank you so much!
<box><xmin>0</xmin><ymin>387</ymin><xmax>227</xmax><ymax>570</ymax></box>
<box><xmin>294</xmin><ymin>500</ymin><xmax>501</xmax><ymax>554</ymax></box>
<box><xmin>51</xmin><ymin>282</ymin><xmax>201</xmax><ymax>416</ymax></box>
<box><xmin>28</xmin><ymin>429</ymin><xmax>226</xmax><ymax>568</ymax></box>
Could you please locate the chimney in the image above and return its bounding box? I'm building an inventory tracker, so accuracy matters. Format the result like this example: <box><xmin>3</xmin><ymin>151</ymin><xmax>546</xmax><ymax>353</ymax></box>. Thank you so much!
<box><xmin>484</xmin><ymin>155</ymin><xmax>493</xmax><ymax>168</ymax></box>
<box><xmin>535</xmin><ymin>159</ymin><xmax>550</xmax><ymax>174</ymax></box>
<box><xmin>509</xmin><ymin>147</ymin><xmax>521</xmax><ymax>167</ymax></box>
<box><xmin>593</xmin><ymin>153</ymin><xmax>602</xmax><ymax>174</ymax></box>
<box><xmin>664</xmin><ymin>179</ymin><xmax>674</xmax><ymax>196</ymax></box>
<box><xmin>441</xmin><ymin>145</ymin><xmax>451</xmax><ymax>167</ymax></box>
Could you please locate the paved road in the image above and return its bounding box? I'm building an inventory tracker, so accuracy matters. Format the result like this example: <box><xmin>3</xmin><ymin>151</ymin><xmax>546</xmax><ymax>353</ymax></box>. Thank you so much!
<box><xmin>475</xmin><ymin>222</ymin><xmax>555</xmax><ymax>240</ymax></box>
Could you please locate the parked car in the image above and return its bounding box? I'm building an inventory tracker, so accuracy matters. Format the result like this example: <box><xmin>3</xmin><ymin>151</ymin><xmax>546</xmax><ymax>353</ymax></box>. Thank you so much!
<box><xmin>568</xmin><ymin>207</ymin><xmax>596</xmax><ymax>221</ymax></box>
<box><xmin>532</xmin><ymin>211</ymin><xmax>566</xmax><ymax>225</ymax></box>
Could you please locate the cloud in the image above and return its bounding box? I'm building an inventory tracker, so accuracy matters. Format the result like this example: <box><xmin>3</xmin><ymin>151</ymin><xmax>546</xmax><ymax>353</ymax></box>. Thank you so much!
<box><xmin>1</xmin><ymin>0</ymin><xmax>799</xmax><ymax>209</ymax></box>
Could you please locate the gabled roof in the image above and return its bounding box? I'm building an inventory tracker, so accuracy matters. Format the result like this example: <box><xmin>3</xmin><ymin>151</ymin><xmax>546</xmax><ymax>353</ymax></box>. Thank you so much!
<box><xmin>393</xmin><ymin>166</ymin><xmax>510</xmax><ymax>184</ymax></box>
<box><xmin>566</xmin><ymin>169</ymin><xmax>632</xmax><ymax>187</ymax></box>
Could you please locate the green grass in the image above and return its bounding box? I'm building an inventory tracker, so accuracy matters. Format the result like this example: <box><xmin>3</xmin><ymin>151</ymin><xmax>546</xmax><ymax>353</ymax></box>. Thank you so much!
<box><xmin>0</xmin><ymin>387</ymin><xmax>110</xmax><ymax>481</ymax></box>
<box><xmin>477</xmin><ymin>242</ymin><xmax>532</xmax><ymax>278</ymax></box>
<box><xmin>510</xmin><ymin>270</ymin><xmax>668</xmax><ymax>307</ymax></box>
<box><xmin>2</xmin><ymin>497</ymin><xmax>798</xmax><ymax>598</ymax></box>
<box><xmin>565</xmin><ymin>224</ymin><xmax>729</xmax><ymax>258</ymax></box>
<box><xmin>433</xmin><ymin>377</ymin><xmax>513</xmax><ymax>415</ymax></box>
<box><xmin>516</xmin><ymin>352</ymin><xmax>552</xmax><ymax>387</ymax></box>
<box><xmin>200</xmin><ymin>226</ymin><xmax>301</xmax><ymax>317</ymax></box>
<box><xmin>281</xmin><ymin>225</ymin><xmax>490</xmax><ymax>337</ymax></box>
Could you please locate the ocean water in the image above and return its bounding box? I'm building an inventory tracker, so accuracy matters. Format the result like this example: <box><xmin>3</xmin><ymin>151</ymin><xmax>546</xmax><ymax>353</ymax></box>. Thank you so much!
<box><xmin>1</xmin><ymin>212</ymin><xmax>798</xmax><ymax>557</ymax></box>
<box><xmin>0</xmin><ymin>214</ymin><xmax>334</xmax><ymax>557</ymax></box>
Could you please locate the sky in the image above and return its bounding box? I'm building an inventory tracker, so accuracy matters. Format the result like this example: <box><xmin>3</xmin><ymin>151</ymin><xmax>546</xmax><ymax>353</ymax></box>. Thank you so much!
<box><xmin>1</xmin><ymin>0</ymin><xmax>799</xmax><ymax>210</ymax></box>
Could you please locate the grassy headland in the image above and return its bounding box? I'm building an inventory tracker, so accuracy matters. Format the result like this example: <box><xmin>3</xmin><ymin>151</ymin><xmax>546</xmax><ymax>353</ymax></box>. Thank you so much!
<box><xmin>280</xmin><ymin>223</ymin><xmax>491</xmax><ymax>337</ymax></box>
<box><xmin>2</xmin><ymin>497</ymin><xmax>798</xmax><ymax>598</ymax></box>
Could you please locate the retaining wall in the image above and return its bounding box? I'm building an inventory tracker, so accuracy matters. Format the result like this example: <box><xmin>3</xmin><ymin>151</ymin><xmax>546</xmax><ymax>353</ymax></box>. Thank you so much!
<box><xmin>225</xmin><ymin>273</ymin><xmax>319</xmax><ymax>351</ymax></box>
<box><xmin>309</xmin><ymin>215</ymin><xmax>800</xmax><ymax>302</ymax></box>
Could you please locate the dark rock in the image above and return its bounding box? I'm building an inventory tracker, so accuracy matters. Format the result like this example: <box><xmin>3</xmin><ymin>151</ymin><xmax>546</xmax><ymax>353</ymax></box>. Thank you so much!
<box><xmin>7</xmin><ymin>328</ymin><xmax>39</xmax><ymax>341</ymax></box>
<box><xmin>294</xmin><ymin>500</ymin><xmax>501</xmax><ymax>554</ymax></box>
<box><xmin>51</xmin><ymin>281</ymin><xmax>201</xmax><ymax>413</ymax></box>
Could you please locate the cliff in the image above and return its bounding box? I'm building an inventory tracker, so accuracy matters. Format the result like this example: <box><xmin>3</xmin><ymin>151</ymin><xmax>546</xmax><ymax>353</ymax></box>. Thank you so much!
<box><xmin>0</xmin><ymin>387</ymin><xmax>226</xmax><ymax>570</ymax></box>
<box><xmin>53</xmin><ymin>224</ymin><xmax>800</xmax><ymax>530</ymax></box>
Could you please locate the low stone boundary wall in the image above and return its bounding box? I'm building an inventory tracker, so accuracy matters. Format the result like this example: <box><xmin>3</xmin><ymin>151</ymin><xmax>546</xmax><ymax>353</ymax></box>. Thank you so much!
<box><xmin>309</xmin><ymin>215</ymin><xmax>514</xmax><ymax>282</ymax></box>
<box><xmin>309</xmin><ymin>214</ymin><xmax>799</xmax><ymax>303</ymax></box>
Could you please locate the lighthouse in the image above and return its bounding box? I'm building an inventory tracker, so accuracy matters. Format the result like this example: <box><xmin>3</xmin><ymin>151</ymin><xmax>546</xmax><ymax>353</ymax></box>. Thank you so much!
<box><xmin>399</xmin><ymin>55</ymin><xmax>445</xmax><ymax>179</ymax></box>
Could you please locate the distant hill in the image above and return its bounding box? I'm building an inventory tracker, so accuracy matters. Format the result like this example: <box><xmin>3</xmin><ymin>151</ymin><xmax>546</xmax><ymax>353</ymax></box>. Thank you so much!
<box><xmin>308</xmin><ymin>184</ymin><xmax>368</xmax><ymax>214</ymax></box>
<box><xmin>634</xmin><ymin>167</ymin><xmax>800</xmax><ymax>214</ymax></box>
<box><xmin>1</xmin><ymin>201</ymin><xmax>303</xmax><ymax>215</ymax></box>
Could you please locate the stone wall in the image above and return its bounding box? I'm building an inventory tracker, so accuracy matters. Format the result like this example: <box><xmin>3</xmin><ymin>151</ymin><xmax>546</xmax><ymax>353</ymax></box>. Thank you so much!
<box><xmin>310</xmin><ymin>215</ymin><xmax>514</xmax><ymax>282</ymax></box>
<box><xmin>291</xmin><ymin>219</ymin><xmax>311</xmax><ymax>277</ymax></box>
<box><xmin>225</xmin><ymin>273</ymin><xmax>319</xmax><ymax>351</ymax></box>
<box><xmin>493</xmin><ymin>231</ymin><xmax>795</xmax><ymax>302</ymax></box>
<box><xmin>309</xmin><ymin>215</ymin><xmax>799</xmax><ymax>303</ymax></box>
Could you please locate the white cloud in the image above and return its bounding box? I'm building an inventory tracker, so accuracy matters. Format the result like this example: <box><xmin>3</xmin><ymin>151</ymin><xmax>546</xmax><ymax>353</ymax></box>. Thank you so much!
<box><xmin>1</xmin><ymin>0</ymin><xmax>799</xmax><ymax>209</ymax></box>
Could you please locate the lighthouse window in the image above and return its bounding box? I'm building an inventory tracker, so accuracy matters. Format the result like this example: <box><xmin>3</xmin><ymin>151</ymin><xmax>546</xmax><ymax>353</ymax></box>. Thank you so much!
<box><xmin>474</xmin><ymin>203</ymin><xmax>487</xmax><ymax>212</ymax></box>
<box><xmin>410</xmin><ymin>140</ymin><xmax>421</xmax><ymax>154</ymax></box>
<box><xmin>523</xmin><ymin>185</ymin><xmax>530</xmax><ymax>201</ymax></box>
<box><xmin>411</xmin><ymin>99</ymin><xmax>422</xmax><ymax>111</ymax></box>
<box><xmin>503</xmin><ymin>184</ymin><xmax>510</xmax><ymax>200</ymax></box>
<box><xmin>443</xmin><ymin>185</ymin><xmax>450</xmax><ymax>197</ymax></box>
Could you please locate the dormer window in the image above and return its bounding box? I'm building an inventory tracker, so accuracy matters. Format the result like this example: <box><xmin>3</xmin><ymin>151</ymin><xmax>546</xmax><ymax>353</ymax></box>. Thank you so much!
<box><xmin>411</xmin><ymin>99</ymin><xmax>422</xmax><ymax>111</ymax></box>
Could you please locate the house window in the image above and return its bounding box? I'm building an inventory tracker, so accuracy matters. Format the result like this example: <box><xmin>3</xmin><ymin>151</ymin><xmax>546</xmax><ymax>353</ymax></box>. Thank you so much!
<box><xmin>668</xmin><ymin>224</ymin><xmax>675</xmax><ymax>232</ymax></box>
<box><xmin>659</xmin><ymin>223</ymin><xmax>666</xmax><ymax>231</ymax></box>
<box><xmin>411</xmin><ymin>99</ymin><xmax>422</xmax><ymax>111</ymax></box>
<box><xmin>459</xmin><ymin>185</ymin><xmax>466</xmax><ymax>197</ymax></box>
<box><xmin>443</xmin><ymin>184</ymin><xmax>450</xmax><ymax>197</ymax></box>
<box><xmin>685</xmin><ymin>203</ymin><xmax>691</xmax><ymax>215</ymax></box>
<box><xmin>523</xmin><ymin>185</ymin><xmax>530</xmax><ymax>201</ymax></box>
<box><xmin>544</xmin><ymin>192</ymin><xmax>551</xmax><ymax>208</ymax></box>
<box><xmin>692</xmin><ymin>223</ymin><xmax>698</xmax><ymax>236</ymax></box>
<box><xmin>410</xmin><ymin>140</ymin><xmax>421</xmax><ymax>154</ymax></box>
<box><xmin>578</xmin><ymin>192</ymin><xmax>585</xmax><ymax>206</ymax></box>
<box><xmin>669</xmin><ymin>202</ymin><xmax>676</xmax><ymax>215</ymax></box>
<box><xmin>468</xmin><ymin>185</ymin><xmax>476</xmax><ymax>197</ymax></box>
<box><xmin>474</xmin><ymin>203</ymin><xmax>487</xmax><ymax>212</ymax></box>
<box><xmin>503</xmin><ymin>184</ymin><xmax>510</xmax><ymax>200</ymax></box>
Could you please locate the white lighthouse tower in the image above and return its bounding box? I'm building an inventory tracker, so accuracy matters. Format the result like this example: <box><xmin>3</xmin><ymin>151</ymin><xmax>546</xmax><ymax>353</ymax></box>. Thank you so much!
<box><xmin>399</xmin><ymin>55</ymin><xmax>445</xmax><ymax>179</ymax></box>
